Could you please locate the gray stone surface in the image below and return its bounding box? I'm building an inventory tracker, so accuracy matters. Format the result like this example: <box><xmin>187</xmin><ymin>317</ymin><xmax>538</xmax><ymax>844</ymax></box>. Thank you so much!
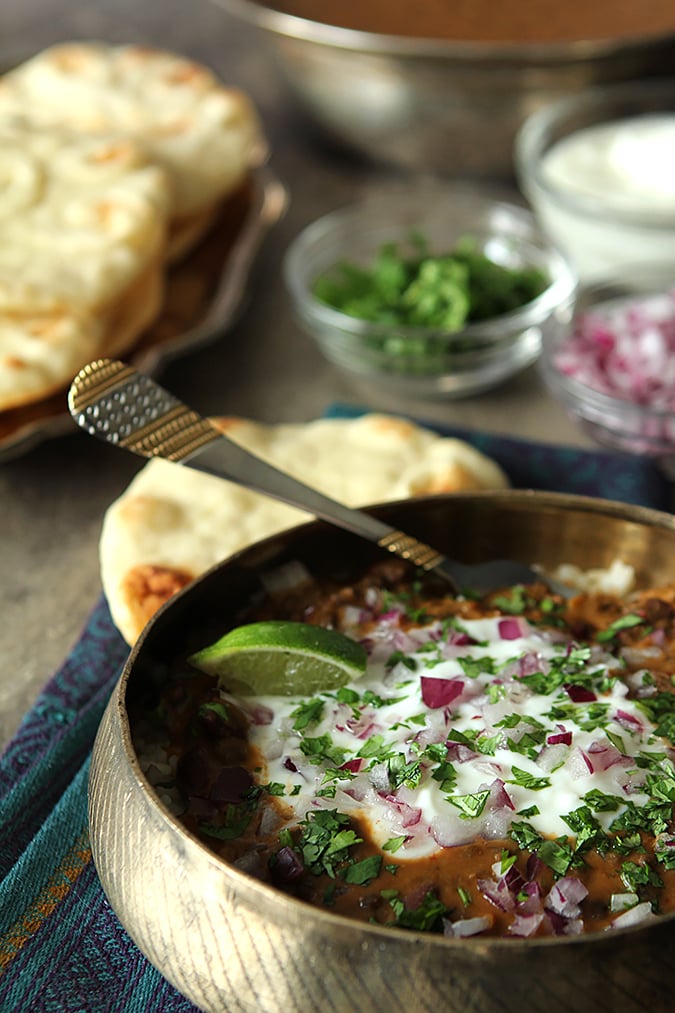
<box><xmin>0</xmin><ymin>0</ymin><xmax>589</xmax><ymax>749</ymax></box>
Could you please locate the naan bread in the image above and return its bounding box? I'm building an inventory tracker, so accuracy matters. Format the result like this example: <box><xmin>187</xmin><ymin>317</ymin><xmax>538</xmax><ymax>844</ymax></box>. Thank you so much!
<box><xmin>0</xmin><ymin>122</ymin><xmax>170</xmax><ymax>409</ymax></box>
<box><xmin>99</xmin><ymin>414</ymin><xmax>509</xmax><ymax>644</ymax></box>
<box><xmin>0</xmin><ymin>42</ymin><xmax>264</xmax><ymax>227</ymax></box>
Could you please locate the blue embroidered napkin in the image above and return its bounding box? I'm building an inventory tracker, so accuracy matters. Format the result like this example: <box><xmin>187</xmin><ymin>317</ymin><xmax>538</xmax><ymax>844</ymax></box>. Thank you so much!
<box><xmin>0</xmin><ymin>412</ymin><xmax>671</xmax><ymax>1012</ymax></box>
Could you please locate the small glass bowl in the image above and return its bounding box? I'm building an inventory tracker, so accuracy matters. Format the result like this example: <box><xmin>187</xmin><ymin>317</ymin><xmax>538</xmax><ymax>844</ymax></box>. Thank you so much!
<box><xmin>283</xmin><ymin>183</ymin><xmax>577</xmax><ymax>399</ymax></box>
<box><xmin>514</xmin><ymin>79</ymin><xmax>675</xmax><ymax>283</ymax></box>
<box><xmin>540</xmin><ymin>264</ymin><xmax>675</xmax><ymax>477</ymax></box>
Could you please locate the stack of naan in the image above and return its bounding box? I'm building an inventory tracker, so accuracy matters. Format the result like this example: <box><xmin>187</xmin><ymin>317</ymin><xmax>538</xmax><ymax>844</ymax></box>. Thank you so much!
<box><xmin>0</xmin><ymin>41</ymin><xmax>262</xmax><ymax>415</ymax></box>
<box><xmin>98</xmin><ymin>413</ymin><xmax>511</xmax><ymax>645</ymax></box>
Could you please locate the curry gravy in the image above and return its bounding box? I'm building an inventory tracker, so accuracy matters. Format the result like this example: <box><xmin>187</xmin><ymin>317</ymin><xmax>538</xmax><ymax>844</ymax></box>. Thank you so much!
<box><xmin>140</xmin><ymin>563</ymin><xmax>675</xmax><ymax>938</ymax></box>
<box><xmin>263</xmin><ymin>0</ymin><xmax>675</xmax><ymax>44</ymax></box>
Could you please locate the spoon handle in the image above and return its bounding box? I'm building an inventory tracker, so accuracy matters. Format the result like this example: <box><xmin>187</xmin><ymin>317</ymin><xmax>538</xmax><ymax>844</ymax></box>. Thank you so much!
<box><xmin>68</xmin><ymin>358</ymin><xmax>452</xmax><ymax>578</ymax></box>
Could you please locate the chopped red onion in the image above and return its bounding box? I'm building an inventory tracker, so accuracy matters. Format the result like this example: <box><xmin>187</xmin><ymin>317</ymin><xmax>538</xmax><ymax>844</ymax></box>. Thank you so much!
<box><xmin>518</xmin><ymin>652</ymin><xmax>547</xmax><ymax>677</ymax></box>
<box><xmin>498</xmin><ymin>618</ymin><xmax>526</xmax><ymax>641</ymax></box>
<box><xmin>478</xmin><ymin>876</ymin><xmax>517</xmax><ymax>912</ymax></box>
<box><xmin>509</xmin><ymin>912</ymin><xmax>545</xmax><ymax>937</ymax></box>
<box><xmin>487</xmin><ymin>778</ymin><xmax>515</xmax><ymax>813</ymax></box>
<box><xmin>273</xmin><ymin>846</ymin><xmax>305</xmax><ymax>883</ymax></box>
<box><xmin>564</xmin><ymin>684</ymin><xmax>597</xmax><ymax>703</ymax></box>
<box><xmin>609</xmin><ymin>901</ymin><xmax>656</xmax><ymax>930</ymax></box>
<box><xmin>614</xmin><ymin>709</ymin><xmax>644</xmax><ymax>734</ymax></box>
<box><xmin>421</xmin><ymin>676</ymin><xmax>465</xmax><ymax>709</ymax></box>
<box><xmin>517</xmin><ymin>880</ymin><xmax>543</xmax><ymax>915</ymax></box>
<box><xmin>248</xmin><ymin>704</ymin><xmax>274</xmax><ymax>726</ymax></box>
<box><xmin>582</xmin><ymin>740</ymin><xmax>629</xmax><ymax>773</ymax></box>
<box><xmin>526</xmin><ymin>853</ymin><xmax>544</xmax><ymax>882</ymax></box>
<box><xmin>536</xmin><ymin>741</ymin><xmax>570</xmax><ymax>773</ymax></box>
<box><xmin>340</xmin><ymin>757</ymin><xmax>364</xmax><ymax>774</ymax></box>
<box><xmin>610</xmin><ymin>892</ymin><xmax>639</xmax><ymax>913</ymax></box>
<box><xmin>443</xmin><ymin>915</ymin><xmax>493</xmax><ymax>938</ymax></box>
<box><xmin>368</xmin><ymin>763</ymin><xmax>391</xmax><ymax>794</ymax></box>
<box><xmin>445</xmin><ymin>741</ymin><xmax>479</xmax><ymax>764</ymax></box>
<box><xmin>554</xmin><ymin>289</ymin><xmax>675</xmax><ymax>411</ymax></box>
<box><xmin>346</xmin><ymin>715</ymin><xmax>378</xmax><ymax>740</ymax></box>
<box><xmin>380</xmin><ymin>792</ymin><xmax>422</xmax><ymax>828</ymax></box>
<box><xmin>545</xmin><ymin>876</ymin><xmax>588</xmax><ymax>919</ymax></box>
<box><xmin>547</xmin><ymin>726</ymin><xmax>573</xmax><ymax>746</ymax></box>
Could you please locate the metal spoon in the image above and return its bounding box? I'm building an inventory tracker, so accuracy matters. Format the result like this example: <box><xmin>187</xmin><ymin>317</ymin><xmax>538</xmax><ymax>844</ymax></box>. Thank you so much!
<box><xmin>68</xmin><ymin>358</ymin><xmax>571</xmax><ymax>597</ymax></box>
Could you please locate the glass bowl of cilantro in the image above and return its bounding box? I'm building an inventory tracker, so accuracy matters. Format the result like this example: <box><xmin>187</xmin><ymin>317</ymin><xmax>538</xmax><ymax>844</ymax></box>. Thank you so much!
<box><xmin>284</xmin><ymin>183</ymin><xmax>577</xmax><ymax>398</ymax></box>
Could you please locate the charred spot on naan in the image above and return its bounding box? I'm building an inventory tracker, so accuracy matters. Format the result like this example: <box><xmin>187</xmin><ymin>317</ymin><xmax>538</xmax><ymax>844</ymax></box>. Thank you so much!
<box><xmin>121</xmin><ymin>563</ymin><xmax>195</xmax><ymax>639</ymax></box>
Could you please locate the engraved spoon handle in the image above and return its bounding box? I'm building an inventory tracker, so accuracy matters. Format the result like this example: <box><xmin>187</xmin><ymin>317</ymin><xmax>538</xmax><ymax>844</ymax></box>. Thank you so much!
<box><xmin>68</xmin><ymin>358</ymin><xmax>458</xmax><ymax>581</ymax></box>
<box><xmin>69</xmin><ymin>359</ymin><xmax>567</xmax><ymax>596</ymax></box>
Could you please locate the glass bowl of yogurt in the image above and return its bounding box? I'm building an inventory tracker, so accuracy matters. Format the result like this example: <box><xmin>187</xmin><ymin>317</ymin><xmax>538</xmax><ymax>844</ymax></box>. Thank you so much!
<box><xmin>514</xmin><ymin>79</ymin><xmax>675</xmax><ymax>282</ymax></box>
<box><xmin>540</xmin><ymin>262</ymin><xmax>675</xmax><ymax>476</ymax></box>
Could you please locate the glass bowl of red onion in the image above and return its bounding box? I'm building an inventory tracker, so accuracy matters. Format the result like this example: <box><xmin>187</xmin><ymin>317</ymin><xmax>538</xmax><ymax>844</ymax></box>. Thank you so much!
<box><xmin>540</xmin><ymin>264</ymin><xmax>675</xmax><ymax>476</ymax></box>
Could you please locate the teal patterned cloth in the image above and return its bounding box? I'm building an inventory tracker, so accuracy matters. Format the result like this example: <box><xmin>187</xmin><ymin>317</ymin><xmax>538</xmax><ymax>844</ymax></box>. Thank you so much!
<box><xmin>0</xmin><ymin>411</ymin><xmax>671</xmax><ymax>1011</ymax></box>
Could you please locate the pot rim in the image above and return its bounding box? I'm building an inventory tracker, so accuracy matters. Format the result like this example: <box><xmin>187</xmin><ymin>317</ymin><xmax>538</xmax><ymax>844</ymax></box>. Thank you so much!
<box><xmin>110</xmin><ymin>489</ymin><xmax>675</xmax><ymax>951</ymax></box>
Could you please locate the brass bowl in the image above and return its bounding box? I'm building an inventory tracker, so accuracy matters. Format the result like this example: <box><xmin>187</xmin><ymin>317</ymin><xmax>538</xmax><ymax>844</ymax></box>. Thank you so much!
<box><xmin>89</xmin><ymin>491</ymin><xmax>675</xmax><ymax>1012</ymax></box>
<box><xmin>213</xmin><ymin>0</ymin><xmax>675</xmax><ymax>178</ymax></box>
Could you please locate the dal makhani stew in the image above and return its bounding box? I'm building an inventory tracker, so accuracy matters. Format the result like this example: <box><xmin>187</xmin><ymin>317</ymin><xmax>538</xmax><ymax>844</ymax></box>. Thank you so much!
<box><xmin>133</xmin><ymin>559</ymin><xmax>675</xmax><ymax>939</ymax></box>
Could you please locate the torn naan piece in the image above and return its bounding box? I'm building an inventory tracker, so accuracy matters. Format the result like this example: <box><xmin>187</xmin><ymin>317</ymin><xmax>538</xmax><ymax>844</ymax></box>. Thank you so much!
<box><xmin>0</xmin><ymin>122</ymin><xmax>170</xmax><ymax>409</ymax></box>
<box><xmin>99</xmin><ymin>413</ymin><xmax>509</xmax><ymax>644</ymax></box>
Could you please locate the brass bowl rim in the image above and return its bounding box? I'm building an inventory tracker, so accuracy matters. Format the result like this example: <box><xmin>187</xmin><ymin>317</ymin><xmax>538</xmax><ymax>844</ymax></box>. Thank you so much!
<box><xmin>112</xmin><ymin>489</ymin><xmax>675</xmax><ymax>951</ymax></box>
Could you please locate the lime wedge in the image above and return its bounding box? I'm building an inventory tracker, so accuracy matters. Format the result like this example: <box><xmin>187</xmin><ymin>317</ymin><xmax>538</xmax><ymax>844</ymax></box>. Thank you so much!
<box><xmin>187</xmin><ymin>620</ymin><xmax>367</xmax><ymax>696</ymax></box>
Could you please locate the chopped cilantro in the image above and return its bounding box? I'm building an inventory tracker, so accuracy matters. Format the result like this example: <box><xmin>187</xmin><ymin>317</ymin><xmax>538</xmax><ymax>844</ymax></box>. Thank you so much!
<box><xmin>199</xmin><ymin>802</ymin><xmax>253</xmax><ymax>842</ymax></box>
<box><xmin>387</xmin><ymin>753</ymin><xmax>423</xmax><ymax>790</ymax></box>
<box><xmin>605</xmin><ymin>729</ymin><xmax>627</xmax><ymax>754</ymax></box>
<box><xmin>261</xmin><ymin>782</ymin><xmax>287</xmax><ymax>796</ymax></box>
<box><xmin>537</xmin><ymin>838</ymin><xmax>575</xmax><ymax>876</ymax></box>
<box><xmin>509</xmin><ymin>821</ymin><xmax>543</xmax><ymax>852</ymax></box>
<box><xmin>322</xmin><ymin>766</ymin><xmax>356</xmax><ymax>785</ymax></box>
<box><xmin>383</xmin><ymin>835</ymin><xmax>406</xmax><ymax>853</ymax></box>
<box><xmin>517</xmin><ymin>804</ymin><xmax>540</xmax><ymax>817</ymax></box>
<box><xmin>457</xmin><ymin>886</ymin><xmax>471</xmax><ymax>907</ymax></box>
<box><xmin>655</xmin><ymin>835</ymin><xmax>675</xmax><ymax>870</ymax></box>
<box><xmin>561</xmin><ymin>806</ymin><xmax>607</xmax><ymax>852</ymax></box>
<box><xmin>506</xmin><ymin>727</ymin><xmax>548</xmax><ymax>759</ymax></box>
<box><xmin>637</xmin><ymin>692</ymin><xmax>675</xmax><ymax>743</ymax></box>
<box><xmin>620</xmin><ymin>860</ymin><xmax>662</xmax><ymax>892</ymax></box>
<box><xmin>492</xmin><ymin>585</ymin><xmax>528</xmax><ymax>614</ymax></box>
<box><xmin>596</xmin><ymin>613</ymin><xmax>646</xmax><ymax>643</ymax></box>
<box><xmin>362</xmin><ymin>689</ymin><xmax>404</xmax><ymax>708</ymax></box>
<box><xmin>506</xmin><ymin>766</ymin><xmax>551</xmax><ymax>791</ymax></box>
<box><xmin>498</xmin><ymin>850</ymin><xmax>518</xmax><ymax>875</ymax></box>
<box><xmin>198</xmin><ymin>701</ymin><xmax>230</xmax><ymax>722</ymax></box>
<box><xmin>386</xmin><ymin>650</ymin><xmax>417</xmax><ymax>672</ymax></box>
<box><xmin>295</xmin><ymin>809</ymin><xmax>361</xmax><ymax>878</ymax></box>
<box><xmin>299</xmin><ymin>733</ymin><xmax>347</xmax><ymax>767</ymax></box>
<box><xmin>457</xmin><ymin>656</ymin><xmax>495</xmax><ymax>679</ymax></box>
<box><xmin>582</xmin><ymin>789</ymin><xmax>623</xmax><ymax>813</ymax></box>
<box><xmin>278</xmin><ymin>827</ymin><xmax>293</xmax><ymax>848</ymax></box>
<box><xmin>447</xmin><ymin>789</ymin><xmax>491</xmax><ymax>819</ymax></box>
<box><xmin>342</xmin><ymin>855</ymin><xmax>382</xmax><ymax>885</ymax></box>
<box><xmin>447</xmin><ymin>727</ymin><xmax>499</xmax><ymax>756</ymax></box>
<box><xmin>357</xmin><ymin>734</ymin><xmax>394</xmax><ymax>763</ymax></box>
<box><xmin>312</xmin><ymin>233</ymin><xmax>548</xmax><ymax>336</ymax></box>
<box><xmin>335</xmin><ymin>686</ymin><xmax>360</xmax><ymax>705</ymax></box>
<box><xmin>494</xmin><ymin>713</ymin><xmax>525</xmax><ymax>729</ymax></box>
<box><xmin>382</xmin><ymin>889</ymin><xmax>450</xmax><ymax>932</ymax></box>
<box><xmin>546</xmin><ymin>701</ymin><xmax>610</xmax><ymax>732</ymax></box>
<box><xmin>291</xmin><ymin>698</ymin><xmax>325</xmax><ymax>730</ymax></box>
<box><xmin>430</xmin><ymin>759</ymin><xmax>457</xmax><ymax>792</ymax></box>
